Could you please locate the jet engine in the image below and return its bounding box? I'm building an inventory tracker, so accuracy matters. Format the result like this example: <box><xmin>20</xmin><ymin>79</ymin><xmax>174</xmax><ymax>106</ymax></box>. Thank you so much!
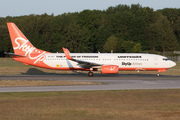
<box><xmin>101</xmin><ymin>65</ymin><xmax>119</xmax><ymax>74</ymax></box>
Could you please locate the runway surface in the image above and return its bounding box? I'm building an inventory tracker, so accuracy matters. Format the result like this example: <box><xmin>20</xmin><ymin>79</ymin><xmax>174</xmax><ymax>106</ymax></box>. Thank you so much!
<box><xmin>0</xmin><ymin>74</ymin><xmax>180</xmax><ymax>92</ymax></box>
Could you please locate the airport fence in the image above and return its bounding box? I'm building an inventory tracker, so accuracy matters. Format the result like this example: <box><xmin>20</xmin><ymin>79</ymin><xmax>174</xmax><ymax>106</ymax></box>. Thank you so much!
<box><xmin>166</xmin><ymin>56</ymin><xmax>180</xmax><ymax>62</ymax></box>
<box><xmin>157</xmin><ymin>51</ymin><xmax>180</xmax><ymax>62</ymax></box>
<box><xmin>141</xmin><ymin>51</ymin><xmax>180</xmax><ymax>62</ymax></box>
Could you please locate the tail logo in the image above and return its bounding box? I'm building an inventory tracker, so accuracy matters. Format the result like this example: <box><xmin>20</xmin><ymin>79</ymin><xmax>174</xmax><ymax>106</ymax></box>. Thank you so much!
<box><xmin>14</xmin><ymin>37</ymin><xmax>46</xmax><ymax>64</ymax></box>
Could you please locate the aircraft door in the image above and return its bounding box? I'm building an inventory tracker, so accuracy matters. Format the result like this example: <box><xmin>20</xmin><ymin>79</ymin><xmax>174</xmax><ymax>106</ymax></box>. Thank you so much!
<box><xmin>154</xmin><ymin>57</ymin><xmax>158</xmax><ymax>65</ymax></box>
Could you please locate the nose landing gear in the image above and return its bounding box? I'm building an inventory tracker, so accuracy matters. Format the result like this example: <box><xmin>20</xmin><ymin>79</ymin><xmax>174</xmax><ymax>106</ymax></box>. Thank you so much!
<box><xmin>156</xmin><ymin>73</ymin><xmax>160</xmax><ymax>77</ymax></box>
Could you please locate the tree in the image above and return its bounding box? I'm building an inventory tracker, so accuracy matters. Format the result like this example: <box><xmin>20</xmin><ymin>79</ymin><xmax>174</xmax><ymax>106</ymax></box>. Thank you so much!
<box><xmin>1</xmin><ymin>3</ymin><xmax>180</xmax><ymax>57</ymax></box>
<box><xmin>145</xmin><ymin>23</ymin><xmax>162</xmax><ymax>51</ymax></box>
<box><xmin>77</xmin><ymin>10</ymin><xmax>101</xmax><ymax>31</ymax></box>
<box><xmin>133</xmin><ymin>43</ymin><xmax>142</xmax><ymax>53</ymax></box>
<box><xmin>103</xmin><ymin>35</ymin><xmax>118</xmax><ymax>52</ymax></box>
<box><xmin>123</xmin><ymin>6</ymin><xmax>148</xmax><ymax>50</ymax></box>
<box><xmin>174</xmin><ymin>16</ymin><xmax>180</xmax><ymax>48</ymax></box>
<box><xmin>94</xmin><ymin>26</ymin><xmax>111</xmax><ymax>53</ymax></box>
<box><xmin>77</xmin><ymin>10</ymin><xmax>102</xmax><ymax>52</ymax></box>
<box><xmin>50</xmin><ymin>13</ymin><xmax>77</xmax><ymax>52</ymax></box>
<box><xmin>121</xmin><ymin>41</ymin><xmax>135</xmax><ymax>53</ymax></box>
<box><xmin>107</xmin><ymin>11</ymin><xmax>133</xmax><ymax>38</ymax></box>
<box><xmin>63</xmin><ymin>23</ymin><xmax>88</xmax><ymax>53</ymax></box>
<box><xmin>145</xmin><ymin>15</ymin><xmax>179</xmax><ymax>51</ymax></box>
<box><xmin>0</xmin><ymin>25</ymin><xmax>12</xmax><ymax>57</ymax></box>
<box><xmin>161</xmin><ymin>8</ymin><xmax>179</xmax><ymax>26</ymax></box>
<box><xmin>106</xmin><ymin>4</ymin><xmax>130</xmax><ymax>14</ymax></box>
<box><xmin>124</xmin><ymin>17</ymin><xmax>147</xmax><ymax>43</ymax></box>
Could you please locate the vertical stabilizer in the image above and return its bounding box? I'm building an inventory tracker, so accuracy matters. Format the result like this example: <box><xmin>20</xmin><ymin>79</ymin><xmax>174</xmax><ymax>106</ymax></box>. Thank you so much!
<box><xmin>7</xmin><ymin>23</ymin><xmax>36</xmax><ymax>55</ymax></box>
<box><xmin>7</xmin><ymin>22</ymin><xmax>50</xmax><ymax>65</ymax></box>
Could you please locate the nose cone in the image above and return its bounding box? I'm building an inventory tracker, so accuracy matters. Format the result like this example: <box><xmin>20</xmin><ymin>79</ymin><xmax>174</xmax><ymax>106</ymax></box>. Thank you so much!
<box><xmin>170</xmin><ymin>61</ymin><xmax>176</xmax><ymax>68</ymax></box>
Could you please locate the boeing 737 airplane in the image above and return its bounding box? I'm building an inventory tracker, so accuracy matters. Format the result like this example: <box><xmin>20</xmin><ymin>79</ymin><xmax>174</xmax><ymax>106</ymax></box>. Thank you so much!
<box><xmin>6</xmin><ymin>22</ymin><xmax>176</xmax><ymax>77</ymax></box>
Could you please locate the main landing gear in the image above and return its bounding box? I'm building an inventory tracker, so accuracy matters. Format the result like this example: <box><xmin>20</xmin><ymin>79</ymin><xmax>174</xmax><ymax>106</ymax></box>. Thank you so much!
<box><xmin>88</xmin><ymin>71</ymin><xmax>93</xmax><ymax>77</ymax></box>
<box><xmin>156</xmin><ymin>73</ymin><xmax>160</xmax><ymax>77</ymax></box>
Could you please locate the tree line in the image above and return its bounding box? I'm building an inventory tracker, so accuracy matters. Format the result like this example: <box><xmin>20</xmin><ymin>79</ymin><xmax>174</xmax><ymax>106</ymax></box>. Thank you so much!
<box><xmin>0</xmin><ymin>4</ymin><xmax>180</xmax><ymax>57</ymax></box>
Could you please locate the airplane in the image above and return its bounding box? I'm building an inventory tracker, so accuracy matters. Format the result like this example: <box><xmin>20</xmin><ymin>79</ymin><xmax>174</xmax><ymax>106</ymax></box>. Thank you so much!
<box><xmin>6</xmin><ymin>22</ymin><xmax>176</xmax><ymax>77</ymax></box>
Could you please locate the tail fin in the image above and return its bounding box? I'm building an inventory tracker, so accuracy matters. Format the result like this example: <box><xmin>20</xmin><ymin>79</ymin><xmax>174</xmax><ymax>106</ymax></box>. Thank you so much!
<box><xmin>7</xmin><ymin>22</ymin><xmax>49</xmax><ymax>65</ymax></box>
<box><xmin>7</xmin><ymin>23</ymin><xmax>35</xmax><ymax>55</ymax></box>
<box><xmin>7</xmin><ymin>23</ymin><xmax>49</xmax><ymax>56</ymax></box>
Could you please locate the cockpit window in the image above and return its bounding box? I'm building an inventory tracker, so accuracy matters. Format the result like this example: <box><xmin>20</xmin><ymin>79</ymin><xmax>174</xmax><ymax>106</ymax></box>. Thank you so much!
<box><xmin>163</xmin><ymin>58</ymin><xmax>169</xmax><ymax>61</ymax></box>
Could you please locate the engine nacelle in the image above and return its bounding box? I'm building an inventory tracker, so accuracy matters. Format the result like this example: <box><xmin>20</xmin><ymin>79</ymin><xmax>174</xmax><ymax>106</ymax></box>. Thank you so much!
<box><xmin>101</xmin><ymin>65</ymin><xmax>119</xmax><ymax>74</ymax></box>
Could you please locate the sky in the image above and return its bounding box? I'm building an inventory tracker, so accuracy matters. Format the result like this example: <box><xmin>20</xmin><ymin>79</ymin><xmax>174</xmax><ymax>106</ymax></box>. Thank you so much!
<box><xmin>1</xmin><ymin>0</ymin><xmax>180</xmax><ymax>17</ymax></box>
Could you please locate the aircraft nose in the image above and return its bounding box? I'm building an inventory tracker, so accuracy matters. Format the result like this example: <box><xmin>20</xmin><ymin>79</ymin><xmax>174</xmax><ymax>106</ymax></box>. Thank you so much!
<box><xmin>170</xmin><ymin>61</ymin><xmax>176</xmax><ymax>68</ymax></box>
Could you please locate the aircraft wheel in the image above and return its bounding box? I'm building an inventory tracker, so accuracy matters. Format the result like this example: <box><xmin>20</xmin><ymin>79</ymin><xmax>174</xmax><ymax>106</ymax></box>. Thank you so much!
<box><xmin>156</xmin><ymin>73</ymin><xmax>160</xmax><ymax>77</ymax></box>
<box><xmin>88</xmin><ymin>71</ymin><xmax>93</xmax><ymax>77</ymax></box>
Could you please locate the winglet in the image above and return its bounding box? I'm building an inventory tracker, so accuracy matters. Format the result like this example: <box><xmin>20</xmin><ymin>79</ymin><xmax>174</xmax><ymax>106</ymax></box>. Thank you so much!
<box><xmin>62</xmin><ymin>47</ymin><xmax>73</xmax><ymax>60</ymax></box>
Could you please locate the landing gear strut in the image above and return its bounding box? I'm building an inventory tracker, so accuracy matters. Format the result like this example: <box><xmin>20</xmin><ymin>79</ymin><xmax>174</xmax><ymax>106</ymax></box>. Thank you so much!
<box><xmin>88</xmin><ymin>71</ymin><xmax>93</xmax><ymax>77</ymax></box>
<box><xmin>156</xmin><ymin>73</ymin><xmax>160</xmax><ymax>77</ymax></box>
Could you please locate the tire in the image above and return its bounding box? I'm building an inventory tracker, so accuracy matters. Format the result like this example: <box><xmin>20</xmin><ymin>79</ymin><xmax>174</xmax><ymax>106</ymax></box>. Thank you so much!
<box><xmin>88</xmin><ymin>71</ymin><xmax>93</xmax><ymax>77</ymax></box>
<box><xmin>156</xmin><ymin>73</ymin><xmax>160</xmax><ymax>77</ymax></box>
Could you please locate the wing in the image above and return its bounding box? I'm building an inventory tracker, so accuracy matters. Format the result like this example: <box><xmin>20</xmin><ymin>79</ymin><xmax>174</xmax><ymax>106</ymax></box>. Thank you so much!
<box><xmin>62</xmin><ymin>47</ymin><xmax>102</xmax><ymax>68</ymax></box>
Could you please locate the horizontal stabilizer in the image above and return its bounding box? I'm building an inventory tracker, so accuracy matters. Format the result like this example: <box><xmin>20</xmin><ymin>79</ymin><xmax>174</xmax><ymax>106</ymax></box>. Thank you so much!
<box><xmin>4</xmin><ymin>52</ymin><xmax>26</xmax><ymax>57</ymax></box>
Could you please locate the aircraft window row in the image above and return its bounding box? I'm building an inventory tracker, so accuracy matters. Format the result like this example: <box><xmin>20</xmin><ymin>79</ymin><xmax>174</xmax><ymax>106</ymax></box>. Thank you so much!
<box><xmin>56</xmin><ymin>56</ymin><xmax>99</xmax><ymax>58</ymax></box>
<box><xmin>48</xmin><ymin>56</ymin><xmax>55</xmax><ymax>58</ymax></box>
<box><xmin>46</xmin><ymin>59</ymin><xmax>101</xmax><ymax>61</ymax></box>
<box><xmin>82</xmin><ymin>56</ymin><xmax>98</xmax><ymax>58</ymax></box>
<box><xmin>118</xmin><ymin>56</ymin><xmax>142</xmax><ymax>58</ymax></box>
<box><xmin>77</xmin><ymin>59</ymin><xmax>100</xmax><ymax>61</ymax></box>
<box><xmin>45</xmin><ymin>58</ymin><xmax>149</xmax><ymax>61</ymax></box>
<box><xmin>114</xmin><ymin>59</ymin><xmax>149</xmax><ymax>61</ymax></box>
<box><xmin>46</xmin><ymin>59</ymin><xmax>66</xmax><ymax>60</ymax></box>
<box><xmin>103</xmin><ymin>59</ymin><xmax>111</xmax><ymax>60</ymax></box>
<box><xmin>56</xmin><ymin>56</ymin><xmax>66</xmax><ymax>58</ymax></box>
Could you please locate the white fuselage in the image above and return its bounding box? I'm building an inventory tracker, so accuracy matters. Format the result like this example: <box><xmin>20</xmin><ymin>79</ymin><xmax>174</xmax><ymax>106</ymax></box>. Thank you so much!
<box><xmin>42</xmin><ymin>53</ymin><xmax>176</xmax><ymax>71</ymax></box>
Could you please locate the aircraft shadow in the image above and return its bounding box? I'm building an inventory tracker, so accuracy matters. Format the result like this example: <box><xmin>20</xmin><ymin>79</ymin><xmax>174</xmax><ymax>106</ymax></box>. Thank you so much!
<box><xmin>21</xmin><ymin>68</ymin><xmax>163</xmax><ymax>77</ymax></box>
<box><xmin>21</xmin><ymin>68</ymin><xmax>87</xmax><ymax>75</ymax></box>
<box><xmin>21</xmin><ymin>68</ymin><xmax>57</xmax><ymax>75</ymax></box>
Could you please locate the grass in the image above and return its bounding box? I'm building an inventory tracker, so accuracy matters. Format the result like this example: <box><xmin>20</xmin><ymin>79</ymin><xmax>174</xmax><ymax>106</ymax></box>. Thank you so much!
<box><xmin>0</xmin><ymin>58</ymin><xmax>180</xmax><ymax>75</ymax></box>
<box><xmin>0</xmin><ymin>80</ymin><xmax>101</xmax><ymax>87</ymax></box>
<box><xmin>0</xmin><ymin>58</ymin><xmax>180</xmax><ymax>120</ymax></box>
<box><xmin>0</xmin><ymin>89</ymin><xmax>180</xmax><ymax>120</ymax></box>
<box><xmin>0</xmin><ymin>58</ymin><xmax>87</xmax><ymax>75</ymax></box>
